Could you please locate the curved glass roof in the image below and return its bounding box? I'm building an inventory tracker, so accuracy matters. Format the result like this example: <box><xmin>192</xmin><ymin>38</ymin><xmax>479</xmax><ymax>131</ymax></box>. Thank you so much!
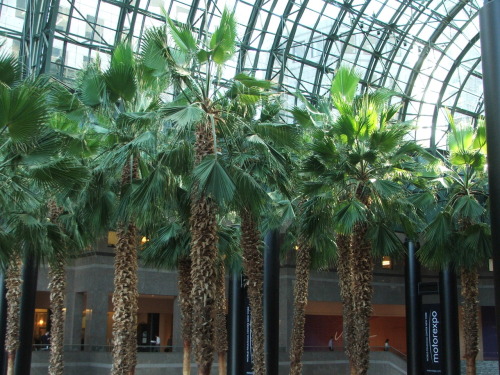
<box><xmin>0</xmin><ymin>0</ymin><xmax>483</xmax><ymax>149</ymax></box>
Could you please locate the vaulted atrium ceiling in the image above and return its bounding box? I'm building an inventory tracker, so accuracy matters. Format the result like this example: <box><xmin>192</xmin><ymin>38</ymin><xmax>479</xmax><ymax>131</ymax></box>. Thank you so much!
<box><xmin>0</xmin><ymin>0</ymin><xmax>483</xmax><ymax>150</ymax></box>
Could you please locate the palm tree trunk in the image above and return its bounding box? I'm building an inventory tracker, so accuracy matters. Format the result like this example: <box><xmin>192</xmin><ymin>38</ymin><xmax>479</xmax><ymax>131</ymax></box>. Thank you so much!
<box><xmin>111</xmin><ymin>159</ymin><xmax>139</xmax><ymax>375</ymax></box>
<box><xmin>336</xmin><ymin>234</ymin><xmax>353</xmax><ymax>355</ymax></box>
<box><xmin>348</xmin><ymin>224</ymin><xmax>373</xmax><ymax>375</ymax></box>
<box><xmin>289</xmin><ymin>242</ymin><xmax>311</xmax><ymax>375</ymax></box>
<box><xmin>178</xmin><ymin>257</ymin><xmax>193</xmax><ymax>375</ymax></box>
<box><xmin>190</xmin><ymin>121</ymin><xmax>219</xmax><ymax>375</ymax></box>
<box><xmin>461</xmin><ymin>267</ymin><xmax>479</xmax><ymax>375</ymax></box>
<box><xmin>190</xmin><ymin>192</ymin><xmax>218</xmax><ymax>375</ymax></box>
<box><xmin>47</xmin><ymin>201</ymin><xmax>66</xmax><ymax>375</ymax></box>
<box><xmin>183</xmin><ymin>341</ymin><xmax>192</xmax><ymax>375</ymax></box>
<box><xmin>5</xmin><ymin>255</ymin><xmax>22</xmax><ymax>375</ymax></box>
<box><xmin>214</xmin><ymin>261</ymin><xmax>228</xmax><ymax>375</ymax></box>
<box><xmin>240</xmin><ymin>208</ymin><xmax>265</xmax><ymax>375</ymax></box>
<box><xmin>48</xmin><ymin>251</ymin><xmax>66</xmax><ymax>375</ymax></box>
<box><xmin>111</xmin><ymin>222</ymin><xmax>139</xmax><ymax>375</ymax></box>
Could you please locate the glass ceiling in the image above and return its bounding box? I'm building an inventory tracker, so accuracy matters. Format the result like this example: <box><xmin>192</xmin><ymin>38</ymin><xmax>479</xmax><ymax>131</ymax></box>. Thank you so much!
<box><xmin>0</xmin><ymin>0</ymin><xmax>483</xmax><ymax>149</ymax></box>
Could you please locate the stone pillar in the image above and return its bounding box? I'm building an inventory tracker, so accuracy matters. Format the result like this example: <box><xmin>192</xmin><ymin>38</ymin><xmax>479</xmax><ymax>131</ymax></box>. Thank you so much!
<box><xmin>85</xmin><ymin>291</ymin><xmax>109</xmax><ymax>351</ymax></box>
<box><xmin>64</xmin><ymin>292</ymin><xmax>84</xmax><ymax>350</ymax></box>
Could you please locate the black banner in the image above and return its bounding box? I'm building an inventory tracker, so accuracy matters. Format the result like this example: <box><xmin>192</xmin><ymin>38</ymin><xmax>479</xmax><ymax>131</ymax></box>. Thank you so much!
<box><xmin>422</xmin><ymin>304</ymin><xmax>443</xmax><ymax>374</ymax></box>
<box><xmin>244</xmin><ymin>295</ymin><xmax>253</xmax><ymax>374</ymax></box>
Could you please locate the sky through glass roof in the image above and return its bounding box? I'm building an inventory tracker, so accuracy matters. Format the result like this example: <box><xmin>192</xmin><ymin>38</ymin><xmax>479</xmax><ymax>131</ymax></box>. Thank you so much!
<box><xmin>0</xmin><ymin>0</ymin><xmax>483</xmax><ymax>149</ymax></box>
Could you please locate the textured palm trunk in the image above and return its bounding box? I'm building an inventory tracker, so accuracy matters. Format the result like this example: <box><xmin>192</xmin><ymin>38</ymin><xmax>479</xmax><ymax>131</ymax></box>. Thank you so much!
<box><xmin>183</xmin><ymin>341</ymin><xmax>192</xmax><ymax>375</ymax></box>
<box><xmin>111</xmin><ymin>159</ymin><xmax>139</xmax><ymax>375</ymax></box>
<box><xmin>214</xmin><ymin>261</ymin><xmax>227</xmax><ymax>375</ymax></box>
<box><xmin>461</xmin><ymin>267</ymin><xmax>479</xmax><ymax>375</ymax></box>
<box><xmin>336</xmin><ymin>233</ymin><xmax>353</xmax><ymax>356</ymax></box>
<box><xmin>5</xmin><ymin>255</ymin><xmax>23</xmax><ymax>375</ymax></box>
<box><xmin>240</xmin><ymin>208</ymin><xmax>265</xmax><ymax>375</ymax></box>
<box><xmin>178</xmin><ymin>257</ymin><xmax>193</xmax><ymax>375</ymax></box>
<box><xmin>191</xmin><ymin>120</ymin><xmax>218</xmax><ymax>375</ymax></box>
<box><xmin>111</xmin><ymin>223</ymin><xmax>139</xmax><ymax>375</ymax></box>
<box><xmin>48</xmin><ymin>252</ymin><xmax>66</xmax><ymax>375</ymax></box>
<box><xmin>47</xmin><ymin>201</ymin><xmax>66</xmax><ymax>375</ymax></box>
<box><xmin>289</xmin><ymin>242</ymin><xmax>311</xmax><ymax>375</ymax></box>
<box><xmin>348</xmin><ymin>223</ymin><xmax>373</xmax><ymax>375</ymax></box>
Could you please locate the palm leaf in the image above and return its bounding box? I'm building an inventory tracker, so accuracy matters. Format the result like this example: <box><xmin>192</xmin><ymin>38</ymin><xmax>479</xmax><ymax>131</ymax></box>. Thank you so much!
<box><xmin>370</xmin><ymin>179</ymin><xmax>403</xmax><ymax>199</ymax></box>
<box><xmin>330</xmin><ymin>66</ymin><xmax>359</xmax><ymax>104</ymax></box>
<box><xmin>452</xmin><ymin>195</ymin><xmax>484</xmax><ymax>221</ymax></box>
<box><xmin>131</xmin><ymin>166</ymin><xmax>177</xmax><ymax>227</ymax></box>
<box><xmin>192</xmin><ymin>155</ymin><xmax>236</xmax><ymax>204</ymax></box>
<box><xmin>140</xmin><ymin>27</ymin><xmax>170</xmax><ymax>76</ymax></box>
<box><xmin>161</xmin><ymin>104</ymin><xmax>204</xmax><ymax>129</ymax></box>
<box><xmin>167</xmin><ymin>17</ymin><xmax>197</xmax><ymax>55</ymax></box>
<box><xmin>458</xmin><ymin>223</ymin><xmax>491</xmax><ymax>268</ymax></box>
<box><xmin>234</xmin><ymin>73</ymin><xmax>273</xmax><ymax>89</ymax></box>
<box><xmin>333</xmin><ymin>199</ymin><xmax>366</xmax><ymax>234</ymax></box>
<box><xmin>210</xmin><ymin>8</ymin><xmax>237</xmax><ymax>64</ymax></box>
<box><xmin>0</xmin><ymin>52</ymin><xmax>20</xmax><ymax>86</ymax></box>
<box><xmin>253</xmin><ymin>123</ymin><xmax>300</xmax><ymax>149</ymax></box>
<box><xmin>78</xmin><ymin>65</ymin><xmax>106</xmax><ymax>107</ymax></box>
<box><xmin>141</xmin><ymin>222</ymin><xmax>190</xmax><ymax>269</ymax></box>
<box><xmin>418</xmin><ymin>212</ymin><xmax>453</xmax><ymax>268</ymax></box>
<box><xmin>159</xmin><ymin>140</ymin><xmax>193</xmax><ymax>175</ymax></box>
<box><xmin>368</xmin><ymin>222</ymin><xmax>405</xmax><ymax>257</ymax></box>
<box><xmin>0</xmin><ymin>83</ymin><xmax>48</xmax><ymax>140</ymax></box>
<box><xmin>29</xmin><ymin>158</ymin><xmax>89</xmax><ymax>193</ymax></box>
<box><xmin>291</xmin><ymin>107</ymin><xmax>316</xmax><ymax>128</ymax></box>
<box><xmin>105</xmin><ymin>64</ymin><xmax>137</xmax><ymax>103</ymax></box>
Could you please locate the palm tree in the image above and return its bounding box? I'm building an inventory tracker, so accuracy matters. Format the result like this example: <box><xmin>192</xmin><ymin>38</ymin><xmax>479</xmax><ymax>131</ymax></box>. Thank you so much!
<box><xmin>293</xmin><ymin>66</ymin><xmax>428</xmax><ymax>375</ymax></box>
<box><xmin>288</xmin><ymin>197</ymin><xmax>336</xmax><ymax>375</ymax></box>
<box><xmin>418</xmin><ymin>114</ymin><xmax>490</xmax><ymax>375</ymax></box>
<box><xmin>0</xmin><ymin>46</ymin><xmax>90</xmax><ymax>375</ymax></box>
<box><xmin>140</xmin><ymin>186</ymin><xmax>194</xmax><ymax>375</ymax></box>
<box><xmin>58</xmin><ymin>41</ymin><xmax>169</xmax><ymax>375</ymax></box>
<box><xmin>217</xmin><ymin>95</ymin><xmax>297</xmax><ymax>375</ymax></box>
<box><xmin>141</xmin><ymin>207</ymin><xmax>241</xmax><ymax>375</ymax></box>
<box><xmin>143</xmin><ymin>10</ymin><xmax>250</xmax><ymax>373</ymax></box>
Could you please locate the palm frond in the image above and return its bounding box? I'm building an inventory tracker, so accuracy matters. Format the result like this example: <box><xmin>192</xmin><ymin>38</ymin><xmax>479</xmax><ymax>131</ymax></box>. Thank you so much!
<box><xmin>77</xmin><ymin>63</ymin><xmax>106</xmax><ymax>107</ymax></box>
<box><xmin>0</xmin><ymin>52</ymin><xmax>20</xmax><ymax>86</ymax></box>
<box><xmin>452</xmin><ymin>195</ymin><xmax>485</xmax><ymax>221</ymax></box>
<box><xmin>252</xmin><ymin>123</ymin><xmax>300</xmax><ymax>149</ymax></box>
<box><xmin>0</xmin><ymin>83</ymin><xmax>49</xmax><ymax>141</ymax></box>
<box><xmin>210</xmin><ymin>8</ymin><xmax>237</xmax><ymax>65</ymax></box>
<box><xmin>368</xmin><ymin>222</ymin><xmax>405</xmax><ymax>257</ymax></box>
<box><xmin>166</xmin><ymin>17</ymin><xmax>197</xmax><ymax>55</ymax></box>
<box><xmin>105</xmin><ymin>63</ymin><xmax>137</xmax><ymax>103</ymax></box>
<box><xmin>29</xmin><ymin>158</ymin><xmax>89</xmax><ymax>194</ymax></box>
<box><xmin>370</xmin><ymin>179</ymin><xmax>403</xmax><ymax>199</ymax></box>
<box><xmin>192</xmin><ymin>155</ymin><xmax>236</xmax><ymax>204</ymax></box>
<box><xmin>333</xmin><ymin>199</ymin><xmax>366</xmax><ymax>234</ymax></box>
<box><xmin>330</xmin><ymin>66</ymin><xmax>359</xmax><ymax>105</ymax></box>
<box><xmin>234</xmin><ymin>73</ymin><xmax>273</xmax><ymax>89</ymax></box>
<box><xmin>131</xmin><ymin>166</ymin><xmax>177</xmax><ymax>227</ymax></box>
<box><xmin>161</xmin><ymin>104</ymin><xmax>204</xmax><ymax>130</ymax></box>
<box><xmin>418</xmin><ymin>212</ymin><xmax>453</xmax><ymax>269</ymax></box>
<box><xmin>140</xmin><ymin>26</ymin><xmax>170</xmax><ymax>76</ymax></box>
<box><xmin>141</xmin><ymin>222</ymin><xmax>189</xmax><ymax>269</ymax></box>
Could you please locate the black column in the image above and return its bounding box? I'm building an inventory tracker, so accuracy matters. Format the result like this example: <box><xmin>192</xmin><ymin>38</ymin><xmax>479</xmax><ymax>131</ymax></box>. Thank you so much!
<box><xmin>439</xmin><ymin>267</ymin><xmax>460</xmax><ymax>375</ymax></box>
<box><xmin>264</xmin><ymin>230</ymin><xmax>280</xmax><ymax>375</ymax></box>
<box><xmin>405</xmin><ymin>240</ymin><xmax>422</xmax><ymax>375</ymax></box>
<box><xmin>14</xmin><ymin>254</ymin><xmax>38</xmax><ymax>375</ymax></box>
<box><xmin>228</xmin><ymin>272</ymin><xmax>245</xmax><ymax>375</ymax></box>
<box><xmin>480</xmin><ymin>3</ymin><xmax>500</xmax><ymax>373</ymax></box>
<box><xmin>0</xmin><ymin>272</ymin><xmax>7</xmax><ymax>375</ymax></box>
